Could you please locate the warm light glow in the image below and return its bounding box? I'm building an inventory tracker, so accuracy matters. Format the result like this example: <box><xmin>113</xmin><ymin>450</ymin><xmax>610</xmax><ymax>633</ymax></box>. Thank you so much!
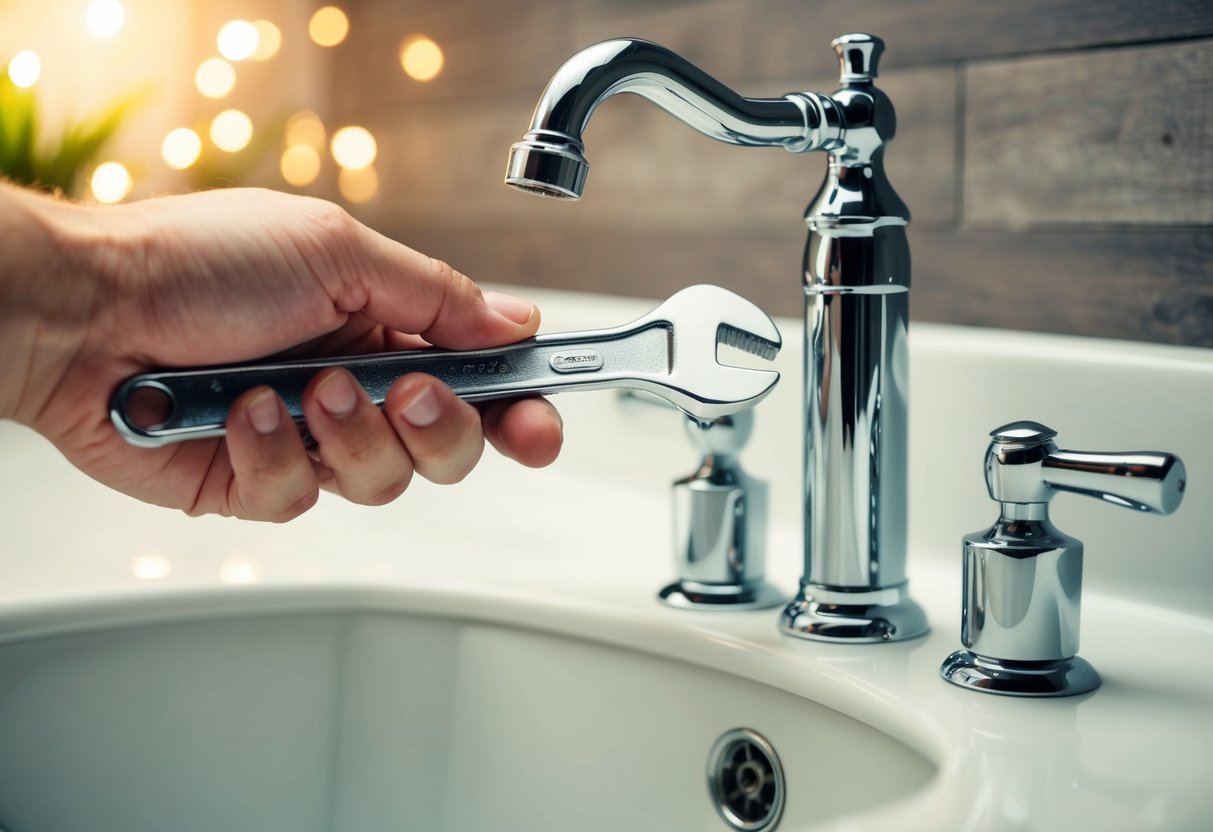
<box><xmin>195</xmin><ymin>57</ymin><xmax>236</xmax><ymax>99</ymax></box>
<box><xmin>131</xmin><ymin>554</ymin><xmax>172</xmax><ymax>580</ymax></box>
<box><xmin>219</xmin><ymin>558</ymin><xmax>259</xmax><ymax>585</ymax></box>
<box><xmin>161</xmin><ymin>128</ymin><xmax>202</xmax><ymax>170</ymax></box>
<box><xmin>308</xmin><ymin>5</ymin><xmax>349</xmax><ymax>47</ymax></box>
<box><xmin>210</xmin><ymin>109</ymin><xmax>253</xmax><ymax>152</ymax></box>
<box><xmin>85</xmin><ymin>0</ymin><xmax>126</xmax><ymax>38</ymax></box>
<box><xmin>285</xmin><ymin>111</ymin><xmax>326</xmax><ymax>150</ymax></box>
<box><xmin>250</xmin><ymin>20</ymin><xmax>282</xmax><ymax>61</ymax></box>
<box><xmin>6</xmin><ymin>50</ymin><xmax>41</xmax><ymax>88</ymax></box>
<box><xmin>339</xmin><ymin>166</ymin><xmax>379</xmax><ymax>203</ymax></box>
<box><xmin>217</xmin><ymin>20</ymin><xmax>259</xmax><ymax>62</ymax></box>
<box><xmin>330</xmin><ymin>125</ymin><xmax>376</xmax><ymax>170</ymax></box>
<box><xmin>280</xmin><ymin>144</ymin><xmax>321</xmax><ymax>187</ymax></box>
<box><xmin>400</xmin><ymin>35</ymin><xmax>444</xmax><ymax>82</ymax></box>
<box><xmin>90</xmin><ymin>162</ymin><xmax>132</xmax><ymax>204</ymax></box>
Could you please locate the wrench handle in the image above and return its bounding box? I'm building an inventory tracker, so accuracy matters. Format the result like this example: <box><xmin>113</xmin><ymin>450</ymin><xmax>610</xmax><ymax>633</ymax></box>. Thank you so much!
<box><xmin>110</xmin><ymin>324</ymin><xmax>671</xmax><ymax>447</ymax></box>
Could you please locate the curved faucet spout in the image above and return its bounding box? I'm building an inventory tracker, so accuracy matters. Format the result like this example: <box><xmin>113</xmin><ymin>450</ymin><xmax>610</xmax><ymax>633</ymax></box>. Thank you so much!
<box><xmin>505</xmin><ymin>38</ymin><xmax>842</xmax><ymax>199</ymax></box>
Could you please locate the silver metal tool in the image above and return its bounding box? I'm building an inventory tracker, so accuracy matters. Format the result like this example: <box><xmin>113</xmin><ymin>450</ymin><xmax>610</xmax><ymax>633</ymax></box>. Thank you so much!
<box><xmin>109</xmin><ymin>284</ymin><xmax>781</xmax><ymax>448</ymax></box>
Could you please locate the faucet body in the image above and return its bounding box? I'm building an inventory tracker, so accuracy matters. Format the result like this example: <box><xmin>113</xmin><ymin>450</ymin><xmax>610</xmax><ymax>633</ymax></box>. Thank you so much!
<box><xmin>507</xmin><ymin>35</ymin><xmax>927</xmax><ymax>641</ymax></box>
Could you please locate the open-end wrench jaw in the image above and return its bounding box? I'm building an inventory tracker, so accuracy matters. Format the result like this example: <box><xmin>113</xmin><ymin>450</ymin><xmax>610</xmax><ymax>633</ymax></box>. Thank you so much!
<box><xmin>631</xmin><ymin>284</ymin><xmax>782</xmax><ymax>422</ymax></box>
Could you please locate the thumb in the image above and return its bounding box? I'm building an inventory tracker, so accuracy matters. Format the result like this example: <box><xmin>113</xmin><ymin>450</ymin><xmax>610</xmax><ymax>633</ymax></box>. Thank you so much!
<box><xmin>354</xmin><ymin>228</ymin><xmax>540</xmax><ymax>349</ymax></box>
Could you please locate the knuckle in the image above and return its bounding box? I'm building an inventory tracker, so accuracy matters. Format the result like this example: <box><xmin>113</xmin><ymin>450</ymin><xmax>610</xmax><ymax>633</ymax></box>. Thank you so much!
<box><xmin>305</xmin><ymin>197</ymin><xmax>358</xmax><ymax>244</ymax></box>
<box><xmin>426</xmin><ymin>255</ymin><xmax>459</xmax><ymax>286</ymax></box>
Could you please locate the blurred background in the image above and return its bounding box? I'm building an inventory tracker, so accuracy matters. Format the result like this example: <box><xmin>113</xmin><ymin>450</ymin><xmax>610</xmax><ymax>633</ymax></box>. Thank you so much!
<box><xmin>3</xmin><ymin>0</ymin><xmax>1210</xmax><ymax>346</ymax></box>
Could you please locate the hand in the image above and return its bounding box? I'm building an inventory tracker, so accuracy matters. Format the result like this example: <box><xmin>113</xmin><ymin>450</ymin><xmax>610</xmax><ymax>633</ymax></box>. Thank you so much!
<box><xmin>1</xmin><ymin>185</ymin><xmax>563</xmax><ymax>521</ymax></box>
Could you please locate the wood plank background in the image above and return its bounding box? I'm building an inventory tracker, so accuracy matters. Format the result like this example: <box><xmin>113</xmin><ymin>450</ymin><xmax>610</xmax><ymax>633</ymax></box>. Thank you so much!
<box><xmin>309</xmin><ymin>0</ymin><xmax>1213</xmax><ymax>347</ymax></box>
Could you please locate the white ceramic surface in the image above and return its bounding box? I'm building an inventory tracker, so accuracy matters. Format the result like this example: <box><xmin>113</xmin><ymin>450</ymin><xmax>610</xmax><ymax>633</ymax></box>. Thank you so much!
<box><xmin>1</xmin><ymin>286</ymin><xmax>1211</xmax><ymax>831</ymax></box>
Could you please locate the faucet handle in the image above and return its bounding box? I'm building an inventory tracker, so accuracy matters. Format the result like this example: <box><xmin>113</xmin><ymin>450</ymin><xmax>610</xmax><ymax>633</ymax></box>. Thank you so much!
<box><xmin>1044</xmin><ymin>449</ymin><xmax>1186</xmax><ymax>514</ymax></box>
<box><xmin>832</xmin><ymin>33</ymin><xmax>884</xmax><ymax>83</ymax></box>
<box><xmin>943</xmin><ymin>420</ymin><xmax>1188</xmax><ymax>698</ymax></box>
<box><xmin>985</xmin><ymin>420</ymin><xmax>1188</xmax><ymax>514</ymax></box>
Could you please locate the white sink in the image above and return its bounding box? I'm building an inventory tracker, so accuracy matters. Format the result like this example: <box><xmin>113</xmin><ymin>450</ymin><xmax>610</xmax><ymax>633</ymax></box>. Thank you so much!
<box><xmin>2</xmin><ymin>285</ymin><xmax>1211</xmax><ymax>831</ymax></box>
<box><xmin>0</xmin><ymin>594</ymin><xmax>933</xmax><ymax>832</ymax></box>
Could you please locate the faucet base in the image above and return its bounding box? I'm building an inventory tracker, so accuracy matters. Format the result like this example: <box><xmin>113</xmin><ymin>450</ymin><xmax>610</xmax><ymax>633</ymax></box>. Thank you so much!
<box><xmin>779</xmin><ymin>584</ymin><xmax>929</xmax><ymax>643</ymax></box>
<box><xmin>659</xmin><ymin>580</ymin><xmax>785</xmax><ymax>612</ymax></box>
<box><xmin>940</xmin><ymin>650</ymin><xmax>1101</xmax><ymax>697</ymax></box>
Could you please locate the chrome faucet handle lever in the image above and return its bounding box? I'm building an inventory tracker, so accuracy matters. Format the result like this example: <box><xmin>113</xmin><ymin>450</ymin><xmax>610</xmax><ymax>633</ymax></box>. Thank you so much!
<box><xmin>985</xmin><ymin>421</ymin><xmax>1187</xmax><ymax>513</ymax></box>
<box><xmin>941</xmin><ymin>420</ymin><xmax>1188</xmax><ymax>697</ymax></box>
<box><xmin>659</xmin><ymin>411</ymin><xmax>783</xmax><ymax>611</ymax></box>
<box><xmin>1043</xmin><ymin>450</ymin><xmax>1186</xmax><ymax>514</ymax></box>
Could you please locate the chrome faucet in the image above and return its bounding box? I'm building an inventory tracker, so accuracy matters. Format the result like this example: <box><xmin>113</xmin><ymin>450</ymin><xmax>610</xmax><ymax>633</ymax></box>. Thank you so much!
<box><xmin>940</xmin><ymin>421</ymin><xmax>1187</xmax><ymax>696</ymax></box>
<box><xmin>506</xmin><ymin>34</ymin><xmax>927</xmax><ymax>642</ymax></box>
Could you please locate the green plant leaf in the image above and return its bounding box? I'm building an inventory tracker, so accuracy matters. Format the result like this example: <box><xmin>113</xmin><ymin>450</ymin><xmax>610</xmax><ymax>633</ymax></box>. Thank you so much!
<box><xmin>0</xmin><ymin>62</ymin><xmax>148</xmax><ymax>196</ymax></box>
<box><xmin>39</xmin><ymin>86</ymin><xmax>151</xmax><ymax>195</ymax></box>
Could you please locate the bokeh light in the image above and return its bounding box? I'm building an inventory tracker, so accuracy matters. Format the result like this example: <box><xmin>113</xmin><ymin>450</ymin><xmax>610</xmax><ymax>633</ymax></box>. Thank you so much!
<box><xmin>161</xmin><ymin>128</ymin><xmax>202</xmax><ymax>170</ymax></box>
<box><xmin>280</xmin><ymin>144</ymin><xmax>321</xmax><ymax>187</ymax></box>
<box><xmin>195</xmin><ymin>57</ymin><xmax>236</xmax><ymax>99</ymax></box>
<box><xmin>338</xmin><ymin>166</ymin><xmax>379</xmax><ymax>203</ymax></box>
<box><xmin>210</xmin><ymin>109</ymin><xmax>254</xmax><ymax>152</ymax></box>
<box><xmin>130</xmin><ymin>554</ymin><xmax>172</xmax><ymax>580</ymax></box>
<box><xmin>285</xmin><ymin>111</ymin><xmax>326</xmax><ymax>151</ymax></box>
<box><xmin>7</xmin><ymin>51</ymin><xmax>41</xmax><ymax>88</ymax></box>
<box><xmin>330</xmin><ymin>126</ymin><xmax>376</xmax><ymax>170</ymax></box>
<box><xmin>85</xmin><ymin>0</ymin><xmax>126</xmax><ymax>39</ymax></box>
<box><xmin>250</xmin><ymin>20</ymin><xmax>282</xmax><ymax>61</ymax></box>
<box><xmin>91</xmin><ymin>162</ymin><xmax>132</xmax><ymax>204</ymax></box>
<box><xmin>217</xmin><ymin>20</ymin><xmax>259</xmax><ymax>62</ymax></box>
<box><xmin>400</xmin><ymin>35</ymin><xmax>444</xmax><ymax>82</ymax></box>
<box><xmin>308</xmin><ymin>6</ymin><xmax>349</xmax><ymax>48</ymax></box>
<box><xmin>219</xmin><ymin>558</ymin><xmax>260</xmax><ymax>585</ymax></box>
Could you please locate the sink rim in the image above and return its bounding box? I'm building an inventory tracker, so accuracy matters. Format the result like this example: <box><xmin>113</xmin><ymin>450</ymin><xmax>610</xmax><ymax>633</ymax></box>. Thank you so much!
<box><xmin>0</xmin><ymin>581</ymin><xmax>953</xmax><ymax>766</ymax></box>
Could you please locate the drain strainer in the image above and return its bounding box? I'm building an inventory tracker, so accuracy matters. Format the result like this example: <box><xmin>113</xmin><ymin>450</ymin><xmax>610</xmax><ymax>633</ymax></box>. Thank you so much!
<box><xmin>707</xmin><ymin>728</ymin><xmax>785</xmax><ymax>831</ymax></box>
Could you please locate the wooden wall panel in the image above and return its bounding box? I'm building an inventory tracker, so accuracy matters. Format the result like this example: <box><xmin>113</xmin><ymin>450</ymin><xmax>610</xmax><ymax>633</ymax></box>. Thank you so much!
<box><xmin>913</xmin><ymin>229</ymin><xmax>1213</xmax><ymax>346</ymax></box>
<box><xmin>743</xmin><ymin>0</ymin><xmax>1213</xmax><ymax>79</ymax></box>
<box><xmin>965</xmin><ymin>39</ymin><xmax>1213</xmax><ymax>228</ymax></box>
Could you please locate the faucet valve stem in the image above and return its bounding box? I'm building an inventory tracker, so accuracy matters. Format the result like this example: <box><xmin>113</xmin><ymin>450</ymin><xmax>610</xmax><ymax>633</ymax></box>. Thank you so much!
<box><xmin>659</xmin><ymin>412</ymin><xmax>784</xmax><ymax>611</ymax></box>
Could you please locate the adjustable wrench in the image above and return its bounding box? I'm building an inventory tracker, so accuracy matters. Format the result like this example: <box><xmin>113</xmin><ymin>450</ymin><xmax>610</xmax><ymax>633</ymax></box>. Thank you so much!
<box><xmin>109</xmin><ymin>284</ymin><xmax>782</xmax><ymax>448</ymax></box>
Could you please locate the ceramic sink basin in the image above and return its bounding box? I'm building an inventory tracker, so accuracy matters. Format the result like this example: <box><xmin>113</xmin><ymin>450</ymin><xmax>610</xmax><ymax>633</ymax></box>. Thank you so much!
<box><xmin>0</xmin><ymin>594</ymin><xmax>934</xmax><ymax>832</ymax></box>
<box><xmin>2</xmin><ymin>285</ymin><xmax>1211</xmax><ymax>831</ymax></box>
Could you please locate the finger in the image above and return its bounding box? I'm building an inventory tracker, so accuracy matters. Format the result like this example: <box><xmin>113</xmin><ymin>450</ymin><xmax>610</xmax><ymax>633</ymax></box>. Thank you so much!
<box><xmin>385</xmin><ymin>374</ymin><xmax>484</xmax><ymax>485</ymax></box>
<box><xmin>348</xmin><ymin>225</ymin><xmax>542</xmax><ymax>349</ymax></box>
<box><xmin>225</xmin><ymin>387</ymin><xmax>320</xmax><ymax>522</ymax></box>
<box><xmin>301</xmin><ymin>368</ymin><xmax>414</xmax><ymax>505</ymax></box>
<box><xmin>481</xmin><ymin>397</ymin><xmax>563</xmax><ymax>469</ymax></box>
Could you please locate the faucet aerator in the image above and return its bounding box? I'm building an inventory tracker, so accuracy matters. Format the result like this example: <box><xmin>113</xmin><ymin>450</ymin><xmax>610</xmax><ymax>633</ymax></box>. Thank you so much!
<box><xmin>505</xmin><ymin>137</ymin><xmax>589</xmax><ymax>200</ymax></box>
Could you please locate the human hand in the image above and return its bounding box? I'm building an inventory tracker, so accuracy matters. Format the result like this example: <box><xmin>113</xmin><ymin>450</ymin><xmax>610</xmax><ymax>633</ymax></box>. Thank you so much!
<box><xmin>1</xmin><ymin>185</ymin><xmax>563</xmax><ymax>521</ymax></box>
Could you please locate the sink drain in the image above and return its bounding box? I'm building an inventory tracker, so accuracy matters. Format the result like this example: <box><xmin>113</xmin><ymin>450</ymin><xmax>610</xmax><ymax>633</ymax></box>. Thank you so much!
<box><xmin>707</xmin><ymin>728</ymin><xmax>785</xmax><ymax>831</ymax></box>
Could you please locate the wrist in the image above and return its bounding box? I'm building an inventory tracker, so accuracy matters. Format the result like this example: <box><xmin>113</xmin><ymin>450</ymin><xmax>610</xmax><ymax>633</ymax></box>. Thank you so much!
<box><xmin>0</xmin><ymin>184</ymin><xmax>109</xmax><ymax>425</ymax></box>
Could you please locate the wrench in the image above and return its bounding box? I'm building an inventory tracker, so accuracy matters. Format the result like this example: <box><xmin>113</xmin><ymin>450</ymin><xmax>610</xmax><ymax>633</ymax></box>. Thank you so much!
<box><xmin>109</xmin><ymin>284</ymin><xmax>781</xmax><ymax>448</ymax></box>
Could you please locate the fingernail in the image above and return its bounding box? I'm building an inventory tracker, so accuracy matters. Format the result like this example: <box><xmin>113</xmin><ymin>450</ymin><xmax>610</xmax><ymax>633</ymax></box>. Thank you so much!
<box><xmin>484</xmin><ymin>291</ymin><xmax>536</xmax><ymax>326</ymax></box>
<box><xmin>400</xmin><ymin>386</ymin><xmax>442</xmax><ymax>428</ymax></box>
<box><xmin>247</xmin><ymin>390</ymin><xmax>281</xmax><ymax>435</ymax></box>
<box><xmin>316</xmin><ymin>370</ymin><xmax>358</xmax><ymax>418</ymax></box>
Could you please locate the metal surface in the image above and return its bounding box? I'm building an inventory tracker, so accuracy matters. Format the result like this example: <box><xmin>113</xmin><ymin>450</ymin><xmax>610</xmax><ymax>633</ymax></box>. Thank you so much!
<box><xmin>506</xmin><ymin>34</ymin><xmax>926</xmax><ymax>642</ymax></box>
<box><xmin>940</xmin><ymin>420</ymin><xmax>1187</xmax><ymax>697</ymax></box>
<box><xmin>706</xmin><ymin>728</ymin><xmax>785</xmax><ymax>831</ymax></box>
<box><xmin>660</xmin><ymin>413</ymin><xmax>783</xmax><ymax>611</ymax></box>
<box><xmin>110</xmin><ymin>284</ymin><xmax>781</xmax><ymax>447</ymax></box>
<box><xmin>505</xmin><ymin>39</ymin><xmax>843</xmax><ymax>199</ymax></box>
